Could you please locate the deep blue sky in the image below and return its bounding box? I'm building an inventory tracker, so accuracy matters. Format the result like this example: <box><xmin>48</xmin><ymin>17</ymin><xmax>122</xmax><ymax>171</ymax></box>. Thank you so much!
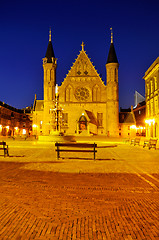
<box><xmin>0</xmin><ymin>0</ymin><xmax>159</xmax><ymax>109</ymax></box>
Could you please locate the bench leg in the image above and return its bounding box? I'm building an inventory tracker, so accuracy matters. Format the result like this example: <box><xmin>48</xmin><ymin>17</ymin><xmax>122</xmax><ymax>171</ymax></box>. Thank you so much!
<box><xmin>94</xmin><ymin>143</ymin><xmax>96</xmax><ymax>160</ymax></box>
<box><xmin>56</xmin><ymin>144</ymin><xmax>60</xmax><ymax>159</ymax></box>
<box><xmin>4</xmin><ymin>149</ymin><xmax>7</xmax><ymax>157</ymax></box>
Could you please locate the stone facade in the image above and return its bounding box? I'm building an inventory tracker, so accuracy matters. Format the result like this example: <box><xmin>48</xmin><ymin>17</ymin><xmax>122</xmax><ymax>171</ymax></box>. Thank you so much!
<box><xmin>144</xmin><ymin>57</ymin><xmax>159</xmax><ymax>138</ymax></box>
<box><xmin>33</xmin><ymin>32</ymin><xmax>119</xmax><ymax>137</ymax></box>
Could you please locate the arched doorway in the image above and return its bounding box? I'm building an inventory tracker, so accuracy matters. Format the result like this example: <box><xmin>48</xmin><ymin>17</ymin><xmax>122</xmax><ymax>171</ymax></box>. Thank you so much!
<box><xmin>79</xmin><ymin>115</ymin><xmax>87</xmax><ymax>131</ymax></box>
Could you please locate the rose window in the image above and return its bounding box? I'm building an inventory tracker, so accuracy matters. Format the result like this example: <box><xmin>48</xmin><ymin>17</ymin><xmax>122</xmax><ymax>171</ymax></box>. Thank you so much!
<box><xmin>75</xmin><ymin>87</ymin><xmax>90</xmax><ymax>101</ymax></box>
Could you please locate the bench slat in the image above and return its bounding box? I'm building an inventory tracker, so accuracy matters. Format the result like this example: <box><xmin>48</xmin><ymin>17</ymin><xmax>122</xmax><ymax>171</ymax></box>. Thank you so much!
<box><xmin>55</xmin><ymin>142</ymin><xmax>97</xmax><ymax>148</ymax></box>
<box><xmin>55</xmin><ymin>142</ymin><xmax>97</xmax><ymax>159</ymax></box>
<box><xmin>55</xmin><ymin>149</ymin><xmax>97</xmax><ymax>153</ymax></box>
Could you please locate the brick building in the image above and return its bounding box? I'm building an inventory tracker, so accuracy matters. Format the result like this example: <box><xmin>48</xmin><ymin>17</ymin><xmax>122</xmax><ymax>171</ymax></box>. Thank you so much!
<box><xmin>0</xmin><ymin>101</ymin><xmax>32</xmax><ymax>137</ymax></box>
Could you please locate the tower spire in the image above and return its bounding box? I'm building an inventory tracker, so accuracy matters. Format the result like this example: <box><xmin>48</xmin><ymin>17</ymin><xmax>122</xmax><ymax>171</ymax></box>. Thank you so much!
<box><xmin>81</xmin><ymin>42</ymin><xmax>85</xmax><ymax>51</ymax></box>
<box><xmin>110</xmin><ymin>27</ymin><xmax>113</xmax><ymax>43</ymax></box>
<box><xmin>49</xmin><ymin>28</ymin><xmax>51</xmax><ymax>42</ymax></box>
<box><xmin>106</xmin><ymin>28</ymin><xmax>118</xmax><ymax>64</ymax></box>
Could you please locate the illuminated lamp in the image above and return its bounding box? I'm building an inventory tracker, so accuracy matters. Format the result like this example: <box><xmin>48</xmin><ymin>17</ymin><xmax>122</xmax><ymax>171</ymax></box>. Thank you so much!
<box><xmin>130</xmin><ymin>125</ymin><xmax>137</xmax><ymax>129</ymax></box>
<box><xmin>6</xmin><ymin>126</ymin><xmax>9</xmax><ymax>130</ymax></box>
<box><xmin>32</xmin><ymin>124</ymin><xmax>37</xmax><ymax>128</ymax></box>
<box><xmin>145</xmin><ymin>119</ymin><xmax>155</xmax><ymax>125</ymax></box>
<box><xmin>22</xmin><ymin>129</ymin><xmax>26</xmax><ymax>135</ymax></box>
<box><xmin>14</xmin><ymin>127</ymin><xmax>18</xmax><ymax>131</ymax></box>
<box><xmin>55</xmin><ymin>84</ymin><xmax>58</xmax><ymax>96</ymax></box>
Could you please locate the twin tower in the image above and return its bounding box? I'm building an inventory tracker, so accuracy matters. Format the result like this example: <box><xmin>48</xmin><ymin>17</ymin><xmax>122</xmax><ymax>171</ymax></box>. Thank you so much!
<box><xmin>34</xmin><ymin>29</ymin><xmax>119</xmax><ymax>137</ymax></box>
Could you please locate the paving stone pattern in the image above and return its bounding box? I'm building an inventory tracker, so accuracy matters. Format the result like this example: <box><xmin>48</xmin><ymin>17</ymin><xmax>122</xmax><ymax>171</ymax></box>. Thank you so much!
<box><xmin>0</xmin><ymin>139</ymin><xmax>159</xmax><ymax>239</ymax></box>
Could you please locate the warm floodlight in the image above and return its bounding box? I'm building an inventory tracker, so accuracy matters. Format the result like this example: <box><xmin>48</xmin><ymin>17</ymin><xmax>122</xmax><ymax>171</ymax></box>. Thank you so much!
<box><xmin>145</xmin><ymin>119</ymin><xmax>155</xmax><ymax>125</ymax></box>
<box><xmin>130</xmin><ymin>125</ymin><xmax>136</xmax><ymax>129</ymax></box>
<box><xmin>22</xmin><ymin>129</ymin><xmax>26</xmax><ymax>135</ymax></box>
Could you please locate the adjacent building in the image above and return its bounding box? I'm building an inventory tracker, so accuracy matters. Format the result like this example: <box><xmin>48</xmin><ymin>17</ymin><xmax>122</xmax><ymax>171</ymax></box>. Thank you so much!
<box><xmin>119</xmin><ymin>107</ymin><xmax>136</xmax><ymax>138</ymax></box>
<box><xmin>0</xmin><ymin>101</ymin><xmax>32</xmax><ymax>136</ymax></box>
<box><xmin>133</xmin><ymin>101</ymin><xmax>146</xmax><ymax>136</ymax></box>
<box><xmin>144</xmin><ymin>57</ymin><xmax>159</xmax><ymax>138</ymax></box>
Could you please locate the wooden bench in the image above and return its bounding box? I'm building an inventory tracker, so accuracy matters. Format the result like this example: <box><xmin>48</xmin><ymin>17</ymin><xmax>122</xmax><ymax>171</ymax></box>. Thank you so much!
<box><xmin>143</xmin><ymin>138</ymin><xmax>158</xmax><ymax>149</ymax></box>
<box><xmin>55</xmin><ymin>142</ymin><xmax>97</xmax><ymax>160</ymax></box>
<box><xmin>130</xmin><ymin>137</ymin><xmax>140</xmax><ymax>146</ymax></box>
<box><xmin>0</xmin><ymin>141</ymin><xmax>9</xmax><ymax>157</ymax></box>
<box><xmin>123</xmin><ymin>138</ymin><xmax>130</xmax><ymax>144</ymax></box>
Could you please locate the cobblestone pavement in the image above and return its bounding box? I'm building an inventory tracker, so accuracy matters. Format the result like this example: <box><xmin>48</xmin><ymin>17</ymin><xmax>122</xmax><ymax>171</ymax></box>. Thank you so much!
<box><xmin>0</xmin><ymin>138</ymin><xmax>159</xmax><ymax>239</ymax></box>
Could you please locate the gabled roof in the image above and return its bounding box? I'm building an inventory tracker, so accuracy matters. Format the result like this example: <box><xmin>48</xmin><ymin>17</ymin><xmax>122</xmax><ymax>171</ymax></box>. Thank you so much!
<box><xmin>63</xmin><ymin>46</ymin><xmax>103</xmax><ymax>81</ymax></box>
<box><xmin>107</xmin><ymin>43</ymin><xmax>118</xmax><ymax>64</ymax></box>
<box><xmin>119</xmin><ymin>112</ymin><xmax>135</xmax><ymax>124</ymax></box>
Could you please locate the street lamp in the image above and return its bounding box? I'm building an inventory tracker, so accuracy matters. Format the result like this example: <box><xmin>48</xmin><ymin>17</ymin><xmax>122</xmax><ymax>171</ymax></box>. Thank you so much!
<box><xmin>54</xmin><ymin>84</ymin><xmax>63</xmax><ymax>133</ymax></box>
<box><xmin>55</xmin><ymin>84</ymin><xmax>59</xmax><ymax>131</ymax></box>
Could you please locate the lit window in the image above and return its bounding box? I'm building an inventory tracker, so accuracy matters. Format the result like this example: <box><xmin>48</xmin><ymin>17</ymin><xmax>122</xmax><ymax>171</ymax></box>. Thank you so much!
<box><xmin>62</xmin><ymin>113</ymin><xmax>68</xmax><ymax>124</ymax></box>
<box><xmin>97</xmin><ymin>113</ymin><xmax>103</xmax><ymax>127</ymax></box>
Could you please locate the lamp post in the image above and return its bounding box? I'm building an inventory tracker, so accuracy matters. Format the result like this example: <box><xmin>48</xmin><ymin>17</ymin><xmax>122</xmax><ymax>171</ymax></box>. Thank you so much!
<box><xmin>55</xmin><ymin>84</ymin><xmax>59</xmax><ymax>131</ymax></box>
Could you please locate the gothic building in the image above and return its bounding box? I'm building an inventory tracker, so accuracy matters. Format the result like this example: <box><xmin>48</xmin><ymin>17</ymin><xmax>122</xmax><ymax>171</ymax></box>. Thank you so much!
<box><xmin>32</xmin><ymin>30</ymin><xmax>119</xmax><ymax>137</ymax></box>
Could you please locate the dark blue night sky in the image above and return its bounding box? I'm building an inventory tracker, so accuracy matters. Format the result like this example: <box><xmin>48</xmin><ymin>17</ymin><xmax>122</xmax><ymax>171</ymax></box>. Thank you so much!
<box><xmin>0</xmin><ymin>0</ymin><xmax>159</xmax><ymax>109</ymax></box>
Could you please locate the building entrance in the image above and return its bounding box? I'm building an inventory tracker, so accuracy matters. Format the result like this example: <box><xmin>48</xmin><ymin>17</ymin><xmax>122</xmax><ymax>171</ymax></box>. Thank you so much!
<box><xmin>79</xmin><ymin>115</ymin><xmax>87</xmax><ymax>130</ymax></box>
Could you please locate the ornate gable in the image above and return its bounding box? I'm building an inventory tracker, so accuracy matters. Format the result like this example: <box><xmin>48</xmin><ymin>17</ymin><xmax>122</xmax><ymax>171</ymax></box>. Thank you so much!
<box><xmin>65</xmin><ymin>49</ymin><xmax>101</xmax><ymax>79</ymax></box>
<box><xmin>59</xmin><ymin>43</ymin><xmax>106</xmax><ymax>103</ymax></box>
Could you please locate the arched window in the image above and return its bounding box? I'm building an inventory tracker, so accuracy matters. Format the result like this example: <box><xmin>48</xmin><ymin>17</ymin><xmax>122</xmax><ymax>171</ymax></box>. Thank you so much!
<box><xmin>92</xmin><ymin>85</ymin><xmax>100</xmax><ymax>102</ymax></box>
<box><xmin>65</xmin><ymin>85</ymin><xmax>73</xmax><ymax>102</ymax></box>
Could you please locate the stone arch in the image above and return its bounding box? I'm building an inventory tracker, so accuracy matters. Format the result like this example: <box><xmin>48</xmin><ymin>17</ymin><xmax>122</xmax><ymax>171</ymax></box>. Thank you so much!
<box><xmin>65</xmin><ymin>84</ymin><xmax>73</xmax><ymax>102</ymax></box>
<box><xmin>92</xmin><ymin>85</ymin><xmax>100</xmax><ymax>102</ymax></box>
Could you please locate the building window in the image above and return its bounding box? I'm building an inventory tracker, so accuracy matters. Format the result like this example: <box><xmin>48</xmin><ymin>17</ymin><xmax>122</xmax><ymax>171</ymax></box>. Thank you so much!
<box><xmin>154</xmin><ymin>77</ymin><xmax>157</xmax><ymax>90</ymax></box>
<box><xmin>97</xmin><ymin>113</ymin><xmax>103</xmax><ymax>127</ymax></box>
<box><xmin>65</xmin><ymin>86</ymin><xmax>73</xmax><ymax>102</ymax></box>
<box><xmin>155</xmin><ymin>99</ymin><xmax>158</xmax><ymax>115</ymax></box>
<box><xmin>62</xmin><ymin>113</ymin><xmax>68</xmax><ymax>124</ymax></box>
<box><xmin>150</xmin><ymin>80</ymin><xmax>153</xmax><ymax>93</ymax></box>
<box><xmin>150</xmin><ymin>100</ymin><xmax>154</xmax><ymax>116</ymax></box>
<box><xmin>93</xmin><ymin>85</ymin><xmax>100</xmax><ymax>102</ymax></box>
<box><xmin>147</xmin><ymin>102</ymin><xmax>150</xmax><ymax>117</ymax></box>
<box><xmin>147</xmin><ymin>83</ymin><xmax>150</xmax><ymax>96</ymax></box>
<box><xmin>139</xmin><ymin>110</ymin><xmax>141</xmax><ymax>115</ymax></box>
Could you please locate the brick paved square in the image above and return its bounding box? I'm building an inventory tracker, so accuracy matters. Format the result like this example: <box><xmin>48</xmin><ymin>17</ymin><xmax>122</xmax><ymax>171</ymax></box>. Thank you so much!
<box><xmin>0</xmin><ymin>137</ymin><xmax>159</xmax><ymax>239</ymax></box>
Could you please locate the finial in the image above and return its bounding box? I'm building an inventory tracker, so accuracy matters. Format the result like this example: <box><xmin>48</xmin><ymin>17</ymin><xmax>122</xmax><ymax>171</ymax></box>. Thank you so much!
<box><xmin>81</xmin><ymin>42</ymin><xmax>85</xmax><ymax>51</ymax></box>
<box><xmin>49</xmin><ymin>28</ymin><xmax>51</xmax><ymax>42</ymax></box>
<box><xmin>110</xmin><ymin>27</ymin><xmax>113</xmax><ymax>43</ymax></box>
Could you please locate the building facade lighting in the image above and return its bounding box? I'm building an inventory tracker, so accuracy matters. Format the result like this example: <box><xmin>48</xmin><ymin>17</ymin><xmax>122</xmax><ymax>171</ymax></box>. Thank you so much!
<box><xmin>145</xmin><ymin>119</ymin><xmax>155</xmax><ymax>125</ymax></box>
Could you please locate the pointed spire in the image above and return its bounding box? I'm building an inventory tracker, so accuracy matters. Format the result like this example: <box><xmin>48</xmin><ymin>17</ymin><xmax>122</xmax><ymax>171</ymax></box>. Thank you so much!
<box><xmin>49</xmin><ymin>28</ymin><xmax>51</xmax><ymax>42</ymax></box>
<box><xmin>45</xmin><ymin>28</ymin><xmax>55</xmax><ymax>62</ymax></box>
<box><xmin>81</xmin><ymin>42</ymin><xmax>85</xmax><ymax>51</ymax></box>
<box><xmin>110</xmin><ymin>27</ymin><xmax>113</xmax><ymax>43</ymax></box>
<box><xmin>106</xmin><ymin>28</ymin><xmax>118</xmax><ymax>64</ymax></box>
